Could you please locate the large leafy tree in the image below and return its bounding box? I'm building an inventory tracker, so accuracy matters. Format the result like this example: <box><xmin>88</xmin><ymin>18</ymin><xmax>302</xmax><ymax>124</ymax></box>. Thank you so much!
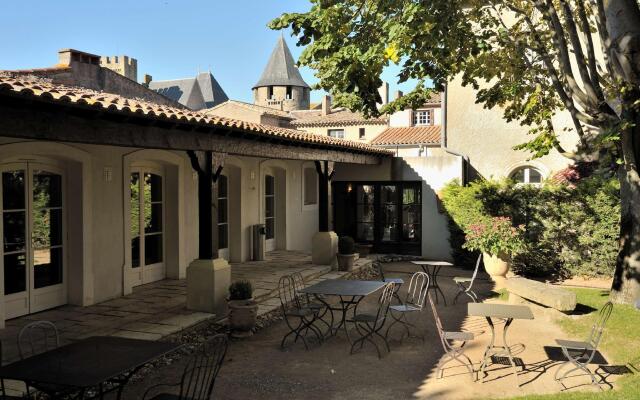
<box><xmin>271</xmin><ymin>0</ymin><xmax>640</xmax><ymax>304</ymax></box>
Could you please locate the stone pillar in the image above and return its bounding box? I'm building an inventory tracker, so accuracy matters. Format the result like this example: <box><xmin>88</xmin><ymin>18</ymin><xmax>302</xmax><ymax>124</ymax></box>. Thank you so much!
<box><xmin>312</xmin><ymin>231</ymin><xmax>338</xmax><ymax>267</ymax></box>
<box><xmin>186</xmin><ymin>258</ymin><xmax>231</xmax><ymax>316</ymax></box>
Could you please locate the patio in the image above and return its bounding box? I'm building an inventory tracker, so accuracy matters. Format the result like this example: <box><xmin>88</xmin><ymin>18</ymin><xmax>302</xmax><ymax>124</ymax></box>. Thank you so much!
<box><xmin>0</xmin><ymin>251</ymin><xmax>369</xmax><ymax>364</ymax></box>
<box><xmin>120</xmin><ymin>261</ymin><xmax>626</xmax><ymax>400</ymax></box>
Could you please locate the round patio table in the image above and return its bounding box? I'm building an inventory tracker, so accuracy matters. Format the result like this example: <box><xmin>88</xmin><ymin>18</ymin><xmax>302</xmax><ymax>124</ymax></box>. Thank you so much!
<box><xmin>411</xmin><ymin>260</ymin><xmax>453</xmax><ymax>305</ymax></box>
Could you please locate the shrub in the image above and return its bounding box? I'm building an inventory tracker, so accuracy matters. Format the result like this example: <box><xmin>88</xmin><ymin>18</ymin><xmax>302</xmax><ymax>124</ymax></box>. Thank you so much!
<box><xmin>228</xmin><ymin>280</ymin><xmax>253</xmax><ymax>300</ymax></box>
<box><xmin>463</xmin><ymin>216</ymin><xmax>526</xmax><ymax>257</ymax></box>
<box><xmin>440</xmin><ymin>175</ymin><xmax>619</xmax><ymax>278</ymax></box>
<box><xmin>338</xmin><ymin>236</ymin><xmax>356</xmax><ymax>254</ymax></box>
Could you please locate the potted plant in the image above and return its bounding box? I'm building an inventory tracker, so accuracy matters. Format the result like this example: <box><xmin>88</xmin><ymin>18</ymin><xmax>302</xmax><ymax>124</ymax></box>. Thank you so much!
<box><xmin>463</xmin><ymin>216</ymin><xmax>525</xmax><ymax>282</ymax></box>
<box><xmin>337</xmin><ymin>236</ymin><xmax>358</xmax><ymax>271</ymax></box>
<box><xmin>227</xmin><ymin>280</ymin><xmax>258</xmax><ymax>338</ymax></box>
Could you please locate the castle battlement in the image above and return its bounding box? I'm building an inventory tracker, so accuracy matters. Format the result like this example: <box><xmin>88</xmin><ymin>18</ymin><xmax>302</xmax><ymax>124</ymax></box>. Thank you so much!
<box><xmin>100</xmin><ymin>55</ymin><xmax>138</xmax><ymax>82</ymax></box>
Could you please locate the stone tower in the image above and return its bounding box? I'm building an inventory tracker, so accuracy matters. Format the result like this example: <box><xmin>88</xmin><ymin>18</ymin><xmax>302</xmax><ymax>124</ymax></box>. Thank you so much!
<box><xmin>100</xmin><ymin>55</ymin><xmax>138</xmax><ymax>82</ymax></box>
<box><xmin>253</xmin><ymin>37</ymin><xmax>310</xmax><ymax>111</ymax></box>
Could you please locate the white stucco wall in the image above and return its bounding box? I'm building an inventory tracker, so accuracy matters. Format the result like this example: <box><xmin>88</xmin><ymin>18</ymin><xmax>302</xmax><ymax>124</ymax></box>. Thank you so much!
<box><xmin>0</xmin><ymin>137</ymin><xmax>321</xmax><ymax>326</ymax></box>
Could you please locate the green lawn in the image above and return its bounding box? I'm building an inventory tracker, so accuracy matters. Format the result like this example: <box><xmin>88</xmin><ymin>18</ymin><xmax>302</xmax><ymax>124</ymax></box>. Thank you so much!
<box><xmin>502</xmin><ymin>288</ymin><xmax>640</xmax><ymax>399</ymax></box>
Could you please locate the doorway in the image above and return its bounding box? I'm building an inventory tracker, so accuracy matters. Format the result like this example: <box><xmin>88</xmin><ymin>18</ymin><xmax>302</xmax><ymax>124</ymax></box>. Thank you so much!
<box><xmin>129</xmin><ymin>168</ymin><xmax>165</xmax><ymax>286</ymax></box>
<box><xmin>1</xmin><ymin>163</ymin><xmax>67</xmax><ymax>319</ymax></box>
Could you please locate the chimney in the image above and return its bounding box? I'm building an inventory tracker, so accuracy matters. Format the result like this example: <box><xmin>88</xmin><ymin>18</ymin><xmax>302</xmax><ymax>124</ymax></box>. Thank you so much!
<box><xmin>58</xmin><ymin>49</ymin><xmax>100</xmax><ymax>66</ymax></box>
<box><xmin>378</xmin><ymin>82</ymin><xmax>389</xmax><ymax>105</ymax></box>
<box><xmin>321</xmin><ymin>95</ymin><xmax>331</xmax><ymax>116</ymax></box>
<box><xmin>143</xmin><ymin>74</ymin><xmax>153</xmax><ymax>87</ymax></box>
<box><xmin>394</xmin><ymin>90</ymin><xmax>403</xmax><ymax>100</ymax></box>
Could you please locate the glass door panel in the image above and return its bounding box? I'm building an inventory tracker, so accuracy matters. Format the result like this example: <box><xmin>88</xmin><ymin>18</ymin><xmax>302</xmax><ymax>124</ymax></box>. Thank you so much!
<box><xmin>402</xmin><ymin>187</ymin><xmax>421</xmax><ymax>242</ymax></box>
<box><xmin>265</xmin><ymin>175</ymin><xmax>275</xmax><ymax>246</ymax></box>
<box><xmin>356</xmin><ymin>185</ymin><xmax>374</xmax><ymax>241</ymax></box>
<box><xmin>217</xmin><ymin>175</ymin><xmax>229</xmax><ymax>259</ymax></box>
<box><xmin>3</xmin><ymin>170</ymin><xmax>27</xmax><ymax>296</ymax></box>
<box><xmin>381</xmin><ymin>185</ymin><xmax>399</xmax><ymax>242</ymax></box>
<box><xmin>32</xmin><ymin>171</ymin><xmax>63</xmax><ymax>289</ymax></box>
<box><xmin>130</xmin><ymin>169</ymin><xmax>164</xmax><ymax>286</ymax></box>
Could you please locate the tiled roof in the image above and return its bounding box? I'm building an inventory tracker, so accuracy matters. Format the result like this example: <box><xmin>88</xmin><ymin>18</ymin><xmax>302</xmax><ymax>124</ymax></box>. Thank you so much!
<box><xmin>370</xmin><ymin>126</ymin><xmax>441</xmax><ymax>145</ymax></box>
<box><xmin>0</xmin><ymin>73</ymin><xmax>392</xmax><ymax>156</ymax></box>
<box><xmin>290</xmin><ymin>108</ymin><xmax>388</xmax><ymax>127</ymax></box>
<box><xmin>422</xmin><ymin>92</ymin><xmax>442</xmax><ymax>105</ymax></box>
<box><xmin>205</xmin><ymin>100</ymin><xmax>293</xmax><ymax>119</ymax></box>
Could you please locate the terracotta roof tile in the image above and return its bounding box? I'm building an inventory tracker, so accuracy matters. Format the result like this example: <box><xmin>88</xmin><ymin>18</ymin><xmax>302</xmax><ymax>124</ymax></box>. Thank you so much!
<box><xmin>0</xmin><ymin>73</ymin><xmax>392</xmax><ymax>156</ymax></box>
<box><xmin>290</xmin><ymin>108</ymin><xmax>387</xmax><ymax>127</ymax></box>
<box><xmin>370</xmin><ymin>126</ymin><xmax>441</xmax><ymax>146</ymax></box>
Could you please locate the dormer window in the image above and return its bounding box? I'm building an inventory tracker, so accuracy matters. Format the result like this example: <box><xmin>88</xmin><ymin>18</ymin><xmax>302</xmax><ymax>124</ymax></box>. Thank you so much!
<box><xmin>413</xmin><ymin>110</ymin><xmax>433</xmax><ymax>126</ymax></box>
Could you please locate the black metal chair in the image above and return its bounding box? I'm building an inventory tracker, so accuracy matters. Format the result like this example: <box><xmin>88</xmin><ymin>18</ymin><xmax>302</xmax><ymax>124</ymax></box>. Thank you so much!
<box><xmin>143</xmin><ymin>334</ymin><xmax>228</xmax><ymax>400</ymax></box>
<box><xmin>0</xmin><ymin>340</ymin><xmax>25</xmax><ymax>400</ymax></box>
<box><xmin>428</xmin><ymin>294</ymin><xmax>475</xmax><ymax>379</ymax></box>
<box><xmin>452</xmin><ymin>254</ymin><xmax>482</xmax><ymax>304</ymax></box>
<box><xmin>17</xmin><ymin>321</ymin><xmax>59</xmax><ymax>360</ymax></box>
<box><xmin>17</xmin><ymin>320</ymin><xmax>73</xmax><ymax>398</ymax></box>
<box><xmin>555</xmin><ymin>301</ymin><xmax>613</xmax><ymax>389</ymax></box>
<box><xmin>348</xmin><ymin>282</ymin><xmax>396</xmax><ymax>358</ymax></box>
<box><xmin>385</xmin><ymin>272</ymin><xmax>430</xmax><ymax>342</ymax></box>
<box><xmin>278</xmin><ymin>275</ymin><xmax>322</xmax><ymax>350</ymax></box>
<box><xmin>373</xmin><ymin>261</ymin><xmax>403</xmax><ymax>302</ymax></box>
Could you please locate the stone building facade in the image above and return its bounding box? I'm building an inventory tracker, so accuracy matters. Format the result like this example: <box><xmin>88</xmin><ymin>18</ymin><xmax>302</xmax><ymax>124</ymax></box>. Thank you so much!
<box><xmin>100</xmin><ymin>55</ymin><xmax>138</xmax><ymax>81</ymax></box>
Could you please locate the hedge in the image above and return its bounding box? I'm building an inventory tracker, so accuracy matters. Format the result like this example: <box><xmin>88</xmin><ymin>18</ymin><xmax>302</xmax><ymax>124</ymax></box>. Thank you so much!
<box><xmin>440</xmin><ymin>176</ymin><xmax>620</xmax><ymax>278</ymax></box>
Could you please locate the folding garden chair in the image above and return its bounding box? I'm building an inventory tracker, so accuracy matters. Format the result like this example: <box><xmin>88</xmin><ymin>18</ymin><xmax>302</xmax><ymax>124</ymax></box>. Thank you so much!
<box><xmin>291</xmin><ymin>271</ymin><xmax>332</xmax><ymax>335</ymax></box>
<box><xmin>373</xmin><ymin>261</ymin><xmax>403</xmax><ymax>302</ymax></box>
<box><xmin>555</xmin><ymin>301</ymin><xmax>613</xmax><ymax>389</ymax></box>
<box><xmin>143</xmin><ymin>334</ymin><xmax>228</xmax><ymax>400</ymax></box>
<box><xmin>278</xmin><ymin>275</ymin><xmax>322</xmax><ymax>350</ymax></box>
<box><xmin>348</xmin><ymin>282</ymin><xmax>396</xmax><ymax>358</ymax></box>
<box><xmin>385</xmin><ymin>271</ymin><xmax>429</xmax><ymax>342</ymax></box>
<box><xmin>429</xmin><ymin>294</ymin><xmax>475</xmax><ymax>379</ymax></box>
<box><xmin>452</xmin><ymin>254</ymin><xmax>482</xmax><ymax>304</ymax></box>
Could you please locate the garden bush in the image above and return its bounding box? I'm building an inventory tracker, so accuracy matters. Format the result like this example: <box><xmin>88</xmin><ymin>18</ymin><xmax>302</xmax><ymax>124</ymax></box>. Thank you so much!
<box><xmin>440</xmin><ymin>176</ymin><xmax>619</xmax><ymax>278</ymax></box>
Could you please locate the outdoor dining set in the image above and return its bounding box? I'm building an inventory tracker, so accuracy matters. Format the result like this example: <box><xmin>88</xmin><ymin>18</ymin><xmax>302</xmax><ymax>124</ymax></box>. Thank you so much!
<box><xmin>0</xmin><ymin>323</ymin><xmax>227</xmax><ymax>399</ymax></box>
<box><xmin>278</xmin><ymin>256</ymin><xmax>615</xmax><ymax>390</ymax></box>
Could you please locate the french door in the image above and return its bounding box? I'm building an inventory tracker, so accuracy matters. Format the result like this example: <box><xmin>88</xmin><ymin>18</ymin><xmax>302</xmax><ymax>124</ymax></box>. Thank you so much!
<box><xmin>1</xmin><ymin>163</ymin><xmax>66</xmax><ymax>319</ymax></box>
<box><xmin>217</xmin><ymin>175</ymin><xmax>229</xmax><ymax>260</ymax></box>
<box><xmin>264</xmin><ymin>174</ymin><xmax>276</xmax><ymax>252</ymax></box>
<box><xmin>130</xmin><ymin>169</ymin><xmax>165</xmax><ymax>287</ymax></box>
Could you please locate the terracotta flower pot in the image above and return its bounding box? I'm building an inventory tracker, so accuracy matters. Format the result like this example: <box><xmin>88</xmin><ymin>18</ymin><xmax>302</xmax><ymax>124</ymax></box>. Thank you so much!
<box><xmin>337</xmin><ymin>253</ymin><xmax>357</xmax><ymax>271</ymax></box>
<box><xmin>482</xmin><ymin>252</ymin><xmax>511</xmax><ymax>285</ymax></box>
<box><xmin>228</xmin><ymin>298</ymin><xmax>258</xmax><ymax>338</ymax></box>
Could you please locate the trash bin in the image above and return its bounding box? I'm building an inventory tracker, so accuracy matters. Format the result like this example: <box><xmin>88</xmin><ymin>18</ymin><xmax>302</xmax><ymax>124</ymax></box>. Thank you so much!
<box><xmin>252</xmin><ymin>224</ymin><xmax>266</xmax><ymax>261</ymax></box>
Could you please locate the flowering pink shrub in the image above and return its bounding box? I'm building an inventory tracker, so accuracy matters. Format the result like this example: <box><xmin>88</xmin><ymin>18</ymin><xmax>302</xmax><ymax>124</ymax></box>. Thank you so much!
<box><xmin>463</xmin><ymin>216</ymin><xmax>525</xmax><ymax>257</ymax></box>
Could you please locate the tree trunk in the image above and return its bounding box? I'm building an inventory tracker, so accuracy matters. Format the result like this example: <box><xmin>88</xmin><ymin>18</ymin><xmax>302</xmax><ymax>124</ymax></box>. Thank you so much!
<box><xmin>610</xmin><ymin>111</ymin><xmax>640</xmax><ymax>304</ymax></box>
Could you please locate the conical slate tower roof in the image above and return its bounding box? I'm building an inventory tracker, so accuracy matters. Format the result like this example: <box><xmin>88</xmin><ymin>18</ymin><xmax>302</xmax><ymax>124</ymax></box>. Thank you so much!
<box><xmin>253</xmin><ymin>36</ymin><xmax>310</xmax><ymax>89</ymax></box>
<box><xmin>197</xmin><ymin>72</ymin><xmax>229</xmax><ymax>108</ymax></box>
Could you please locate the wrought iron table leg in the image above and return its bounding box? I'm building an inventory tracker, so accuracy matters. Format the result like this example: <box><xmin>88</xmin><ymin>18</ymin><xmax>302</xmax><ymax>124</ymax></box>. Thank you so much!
<box><xmin>479</xmin><ymin>316</ymin><xmax>496</xmax><ymax>381</ymax></box>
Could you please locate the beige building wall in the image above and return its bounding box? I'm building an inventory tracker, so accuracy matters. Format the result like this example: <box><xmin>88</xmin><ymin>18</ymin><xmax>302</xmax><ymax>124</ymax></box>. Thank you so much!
<box><xmin>446</xmin><ymin>76</ymin><xmax>575</xmax><ymax>180</ymax></box>
<box><xmin>0</xmin><ymin>138</ymin><xmax>321</xmax><ymax>326</ymax></box>
<box><xmin>298</xmin><ymin>124</ymin><xmax>388</xmax><ymax>143</ymax></box>
<box><xmin>389</xmin><ymin>106</ymin><xmax>442</xmax><ymax>127</ymax></box>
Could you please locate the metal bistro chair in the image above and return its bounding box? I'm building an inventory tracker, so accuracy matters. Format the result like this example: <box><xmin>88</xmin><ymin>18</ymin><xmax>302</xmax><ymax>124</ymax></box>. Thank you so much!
<box><xmin>452</xmin><ymin>254</ymin><xmax>482</xmax><ymax>304</ymax></box>
<box><xmin>17</xmin><ymin>320</ymin><xmax>70</xmax><ymax>398</ymax></box>
<box><xmin>17</xmin><ymin>320</ymin><xmax>60</xmax><ymax>360</ymax></box>
<box><xmin>291</xmin><ymin>272</ymin><xmax>331</xmax><ymax>335</ymax></box>
<box><xmin>429</xmin><ymin>294</ymin><xmax>475</xmax><ymax>379</ymax></box>
<box><xmin>278</xmin><ymin>275</ymin><xmax>322</xmax><ymax>350</ymax></box>
<box><xmin>0</xmin><ymin>340</ymin><xmax>24</xmax><ymax>400</ymax></box>
<box><xmin>385</xmin><ymin>272</ymin><xmax>430</xmax><ymax>342</ymax></box>
<box><xmin>348</xmin><ymin>282</ymin><xmax>396</xmax><ymax>359</ymax></box>
<box><xmin>555</xmin><ymin>301</ymin><xmax>613</xmax><ymax>389</ymax></box>
<box><xmin>143</xmin><ymin>334</ymin><xmax>228</xmax><ymax>400</ymax></box>
<box><xmin>374</xmin><ymin>261</ymin><xmax>403</xmax><ymax>302</ymax></box>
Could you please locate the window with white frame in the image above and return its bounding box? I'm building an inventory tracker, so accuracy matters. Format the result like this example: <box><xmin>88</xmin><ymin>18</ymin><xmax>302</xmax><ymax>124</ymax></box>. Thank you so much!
<box><xmin>510</xmin><ymin>166</ymin><xmax>543</xmax><ymax>184</ymax></box>
<box><xmin>328</xmin><ymin>129</ymin><xmax>345</xmax><ymax>139</ymax></box>
<box><xmin>303</xmin><ymin>167</ymin><xmax>318</xmax><ymax>205</ymax></box>
<box><xmin>413</xmin><ymin>110</ymin><xmax>433</xmax><ymax>126</ymax></box>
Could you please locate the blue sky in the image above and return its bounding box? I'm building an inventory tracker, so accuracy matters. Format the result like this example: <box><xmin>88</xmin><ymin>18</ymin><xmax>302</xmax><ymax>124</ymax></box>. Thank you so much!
<box><xmin>0</xmin><ymin>0</ymin><xmax>416</xmax><ymax>103</ymax></box>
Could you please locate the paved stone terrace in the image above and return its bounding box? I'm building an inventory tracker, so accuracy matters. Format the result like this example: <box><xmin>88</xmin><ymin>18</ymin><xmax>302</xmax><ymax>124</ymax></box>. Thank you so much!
<box><xmin>0</xmin><ymin>251</ymin><xmax>370</xmax><ymax>364</ymax></box>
